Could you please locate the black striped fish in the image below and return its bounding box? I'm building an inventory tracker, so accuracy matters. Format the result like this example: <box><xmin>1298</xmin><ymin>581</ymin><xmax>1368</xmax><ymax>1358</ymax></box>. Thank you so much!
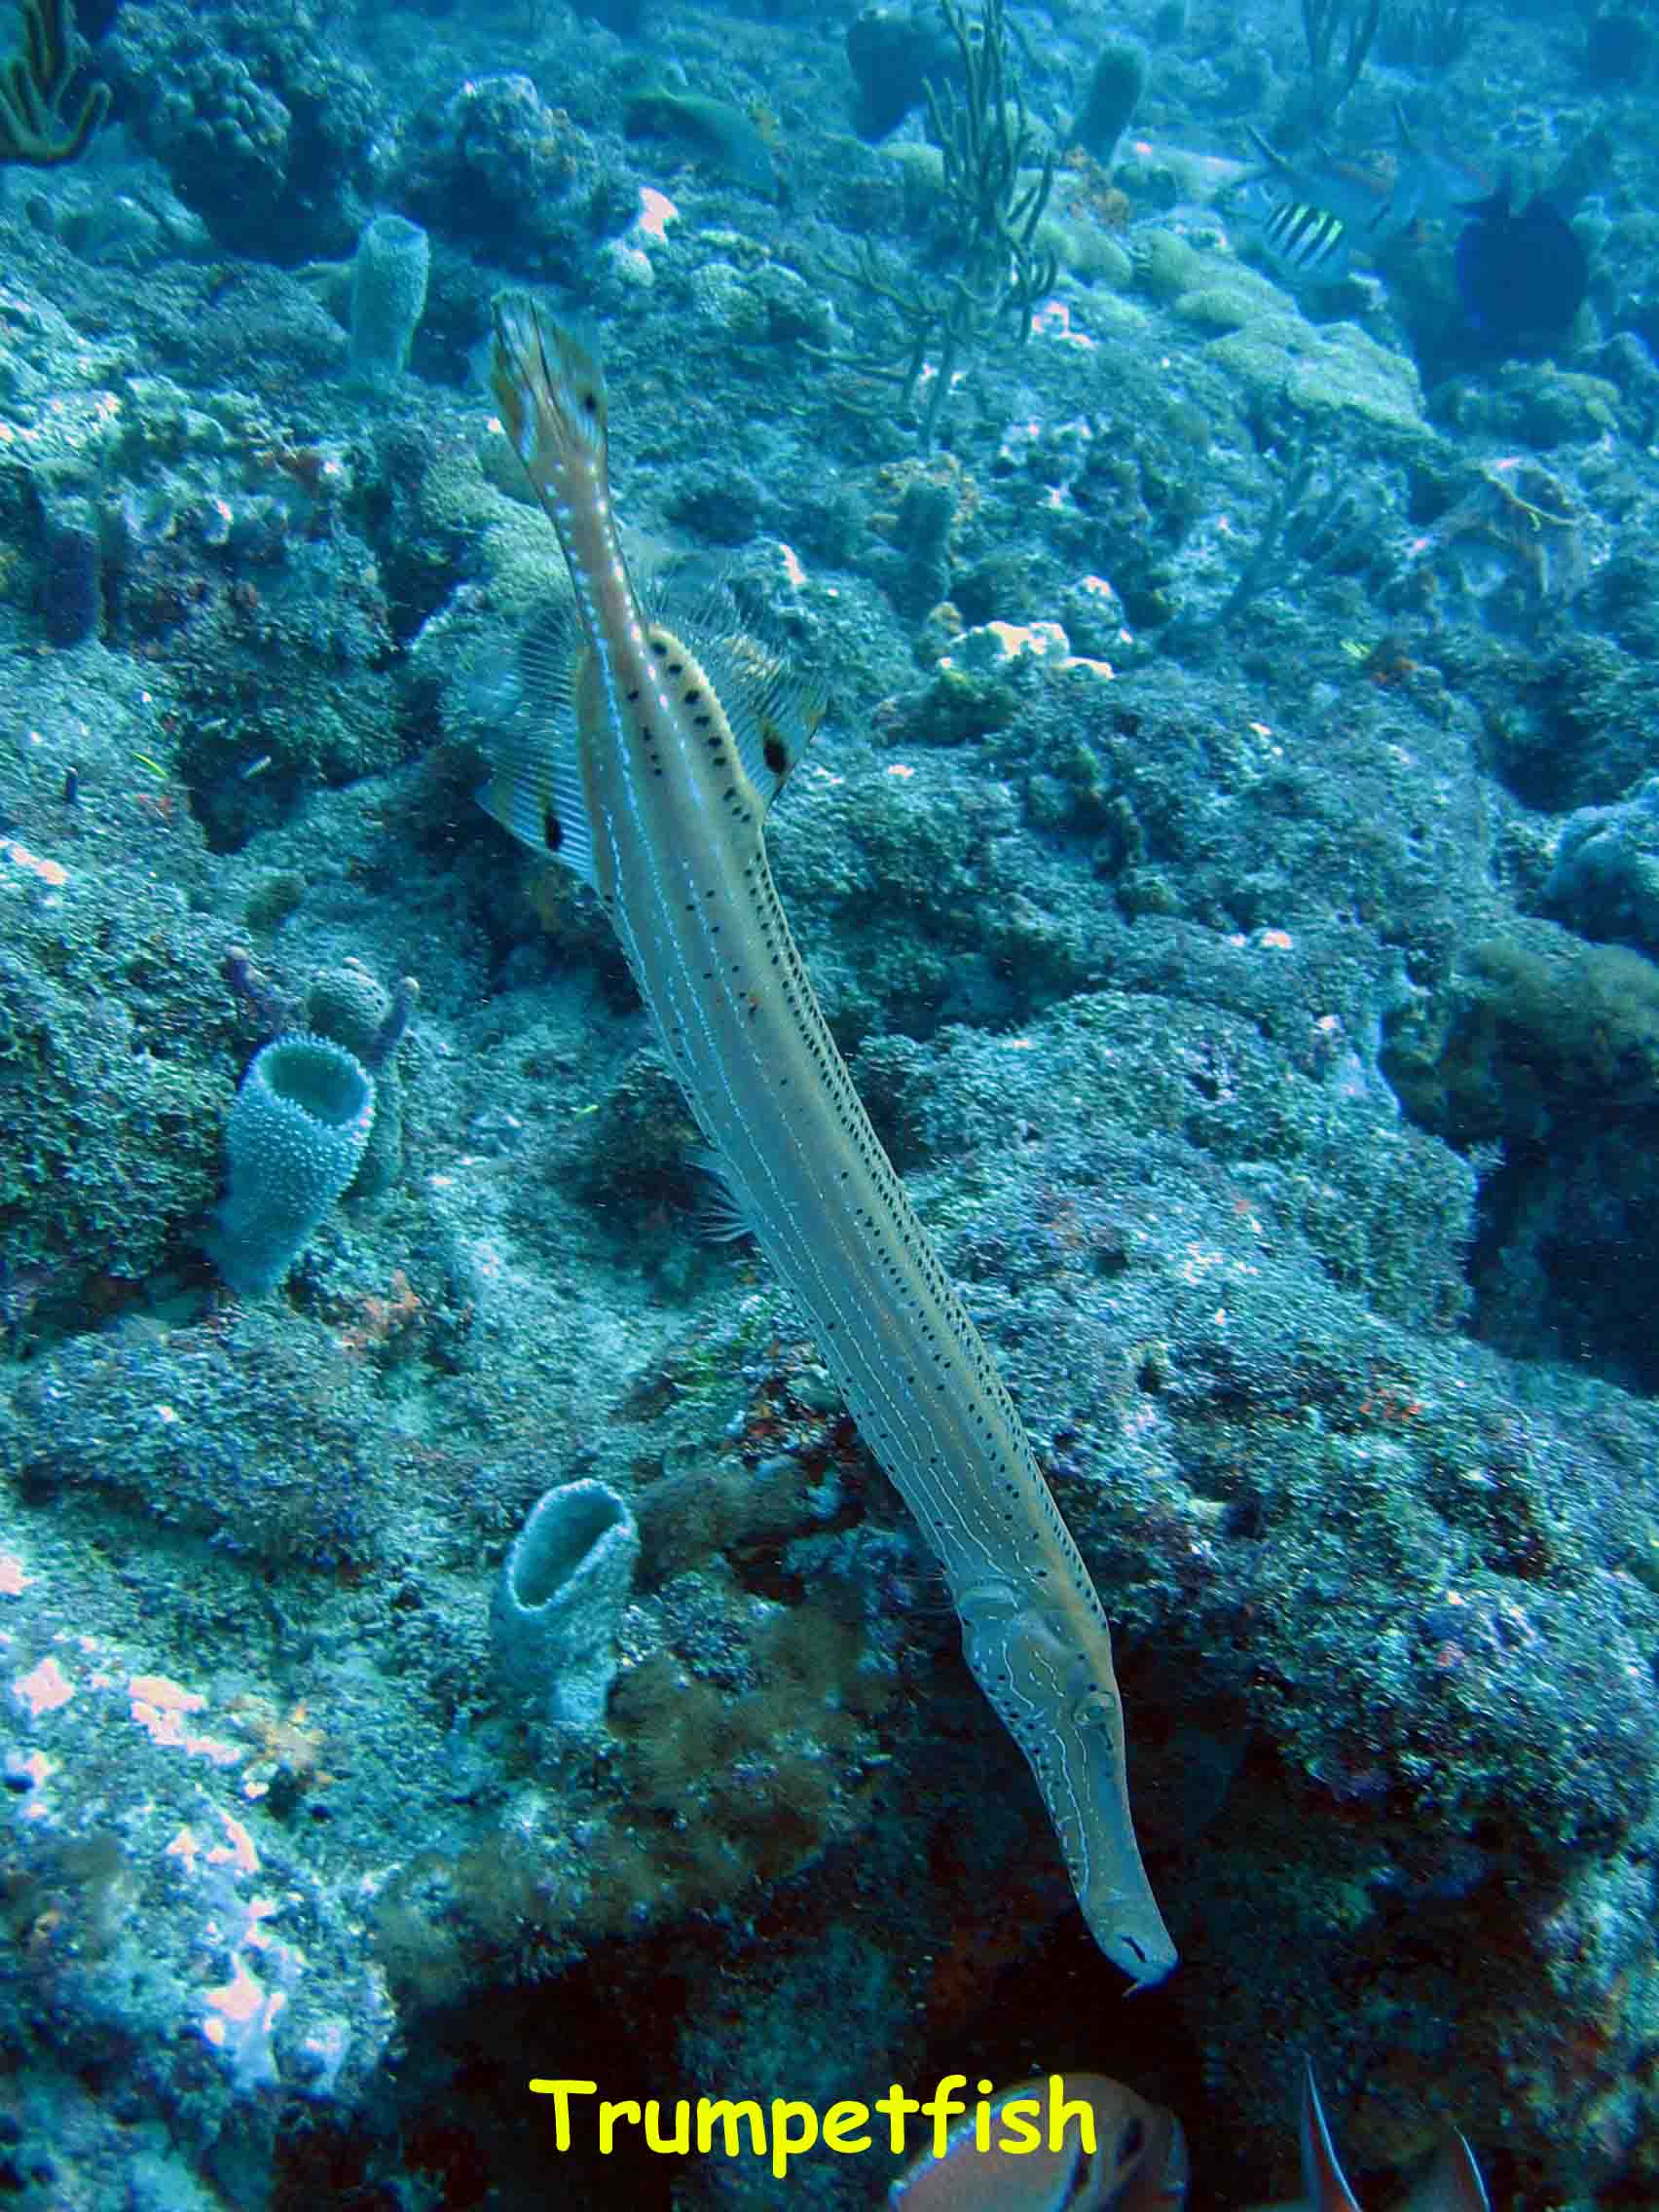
<box><xmin>1254</xmin><ymin>191</ymin><xmax>1353</xmax><ymax>286</ymax></box>
<box><xmin>1235</xmin><ymin>110</ymin><xmax>1488</xmax><ymax>292</ymax></box>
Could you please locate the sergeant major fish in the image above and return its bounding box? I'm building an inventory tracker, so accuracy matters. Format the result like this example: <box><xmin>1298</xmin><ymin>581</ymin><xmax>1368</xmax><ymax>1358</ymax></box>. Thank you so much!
<box><xmin>1232</xmin><ymin>125</ymin><xmax>1385</xmax><ymax>287</ymax></box>
<box><xmin>1249</xmin><ymin>188</ymin><xmax>1355</xmax><ymax>286</ymax></box>
<box><xmin>483</xmin><ymin>294</ymin><xmax>1176</xmax><ymax>1988</ymax></box>
<box><xmin>1235</xmin><ymin>108</ymin><xmax>1488</xmax><ymax>289</ymax></box>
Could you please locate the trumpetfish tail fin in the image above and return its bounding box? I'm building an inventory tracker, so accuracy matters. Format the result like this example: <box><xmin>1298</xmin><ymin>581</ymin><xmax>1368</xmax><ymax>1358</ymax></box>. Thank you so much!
<box><xmin>490</xmin><ymin>293</ymin><xmax>609</xmax><ymax>490</ymax></box>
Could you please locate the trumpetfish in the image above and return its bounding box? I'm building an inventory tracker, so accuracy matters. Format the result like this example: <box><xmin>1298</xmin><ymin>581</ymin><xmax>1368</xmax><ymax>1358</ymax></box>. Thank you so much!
<box><xmin>482</xmin><ymin>293</ymin><xmax>1176</xmax><ymax>1987</ymax></box>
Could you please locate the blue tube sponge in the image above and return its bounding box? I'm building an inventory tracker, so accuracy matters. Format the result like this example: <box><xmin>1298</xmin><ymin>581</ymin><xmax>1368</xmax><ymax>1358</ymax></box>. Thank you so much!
<box><xmin>204</xmin><ymin>1035</ymin><xmax>375</xmax><ymax>1296</ymax></box>
<box><xmin>349</xmin><ymin>213</ymin><xmax>429</xmax><ymax>386</ymax></box>
<box><xmin>491</xmin><ymin>1480</ymin><xmax>640</xmax><ymax>1737</ymax></box>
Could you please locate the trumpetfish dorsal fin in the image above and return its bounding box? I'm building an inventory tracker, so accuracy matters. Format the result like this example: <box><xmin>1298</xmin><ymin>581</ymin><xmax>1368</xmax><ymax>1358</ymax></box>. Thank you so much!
<box><xmin>480</xmin><ymin>594</ymin><xmax>826</xmax><ymax>873</ymax></box>
<box><xmin>474</xmin><ymin>605</ymin><xmax>597</xmax><ymax>888</ymax></box>
<box><xmin>682</xmin><ymin>610</ymin><xmax>826</xmax><ymax>808</ymax></box>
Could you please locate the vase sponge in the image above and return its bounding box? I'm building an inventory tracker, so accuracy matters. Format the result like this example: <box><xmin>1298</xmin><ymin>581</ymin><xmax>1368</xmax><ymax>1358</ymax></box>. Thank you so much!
<box><xmin>204</xmin><ymin>1035</ymin><xmax>375</xmax><ymax>1296</ymax></box>
<box><xmin>492</xmin><ymin>1480</ymin><xmax>640</xmax><ymax>1738</ymax></box>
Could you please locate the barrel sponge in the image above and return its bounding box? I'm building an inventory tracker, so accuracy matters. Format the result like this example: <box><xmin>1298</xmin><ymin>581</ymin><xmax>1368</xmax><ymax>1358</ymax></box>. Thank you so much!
<box><xmin>349</xmin><ymin>213</ymin><xmax>429</xmax><ymax>385</ymax></box>
<box><xmin>204</xmin><ymin>1035</ymin><xmax>375</xmax><ymax>1296</ymax></box>
<box><xmin>491</xmin><ymin>1480</ymin><xmax>640</xmax><ymax>1737</ymax></box>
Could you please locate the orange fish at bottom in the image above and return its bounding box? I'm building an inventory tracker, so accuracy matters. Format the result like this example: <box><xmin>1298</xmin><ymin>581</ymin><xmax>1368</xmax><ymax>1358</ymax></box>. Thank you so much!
<box><xmin>888</xmin><ymin>2073</ymin><xmax>1189</xmax><ymax>2212</ymax></box>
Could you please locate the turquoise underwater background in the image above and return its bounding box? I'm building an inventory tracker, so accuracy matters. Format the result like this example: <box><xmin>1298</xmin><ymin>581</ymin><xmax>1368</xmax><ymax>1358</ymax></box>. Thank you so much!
<box><xmin>3</xmin><ymin>0</ymin><xmax>1659</xmax><ymax>2203</ymax></box>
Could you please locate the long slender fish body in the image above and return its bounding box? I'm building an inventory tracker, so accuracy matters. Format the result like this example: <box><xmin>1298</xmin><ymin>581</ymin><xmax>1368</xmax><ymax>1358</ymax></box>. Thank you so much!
<box><xmin>484</xmin><ymin>295</ymin><xmax>1175</xmax><ymax>1987</ymax></box>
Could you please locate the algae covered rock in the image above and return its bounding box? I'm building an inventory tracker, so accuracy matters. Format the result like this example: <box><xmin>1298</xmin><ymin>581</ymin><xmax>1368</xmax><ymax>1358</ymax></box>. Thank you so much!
<box><xmin>1205</xmin><ymin>315</ymin><xmax>1427</xmax><ymax>443</ymax></box>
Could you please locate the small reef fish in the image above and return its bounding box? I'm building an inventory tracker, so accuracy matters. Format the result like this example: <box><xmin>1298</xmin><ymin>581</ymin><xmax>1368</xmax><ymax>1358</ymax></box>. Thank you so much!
<box><xmin>1236</xmin><ymin>109</ymin><xmax>1487</xmax><ymax>288</ymax></box>
<box><xmin>623</xmin><ymin>85</ymin><xmax>777</xmax><ymax>194</ymax></box>
<box><xmin>1260</xmin><ymin>2066</ymin><xmax>1491</xmax><ymax>2212</ymax></box>
<box><xmin>889</xmin><ymin>2075</ymin><xmax>1189</xmax><ymax>2212</ymax></box>
<box><xmin>1251</xmin><ymin>189</ymin><xmax>1354</xmax><ymax>286</ymax></box>
<box><xmin>482</xmin><ymin>296</ymin><xmax>1177</xmax><ymax>1987</ymax></box>
<box><xmin>1235</xmin><ymin>124</ymin><xmax>1402</xmax><ymax>288</ymax></box>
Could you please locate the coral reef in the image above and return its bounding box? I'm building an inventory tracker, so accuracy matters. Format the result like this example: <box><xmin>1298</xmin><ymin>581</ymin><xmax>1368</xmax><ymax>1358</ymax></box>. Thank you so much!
<box><xmin>2</xmin><ymin>0</ymin><xmax>1659</xmax><ymax>2196</ymax></box>
<box><xmin>1547</xmin><ymin>777</ymin><xmax>1659</xmax><ymax>956</ymax></box>
<box><xmin>395</xmin><ymin>72</ymin><xmax>635</xmax><ymax>278</ymax></box>
<box><xmin>0</xmin><ymin>857</ymin><xmax>231</xmax><ymax>1295</ymax></box>
<box><xmin>103</xmin><ymin>0</ymin><xmax>378</xmax><ymax>256</ymax></box>
<box><xmin>0</xmin><ymin>1300</ymin><xmax>393</xmax><ymax>1565</ymax></box>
